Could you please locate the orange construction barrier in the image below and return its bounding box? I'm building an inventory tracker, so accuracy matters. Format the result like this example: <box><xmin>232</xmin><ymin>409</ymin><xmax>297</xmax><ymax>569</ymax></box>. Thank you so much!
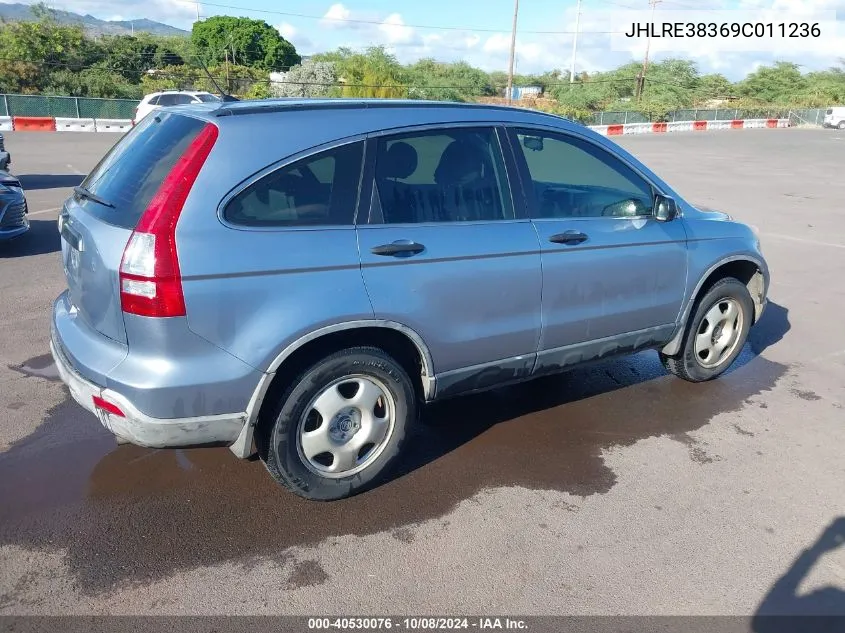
<box><xmin>652</xmin><ymin>122</ymin><xmax>668</xmax><ymax>133</ymax></box>
<box><xmin>607</xmin><ymin>124</ymin><xmax>624</xmax><ymax>135</ymax></box>
<box><xmin>13</xmin><ymin>116</ymin><xmax>56</xmax><ymax>132</ymax></box>
<box><xmin>693</xmin><ymin>120</ymin><xmax>708</xmax><ymax>131</ymax></box>
<box><xmin>766</xmin><ymin>119</ymin><xmax>778</xmax><ymax>128</ymax></box>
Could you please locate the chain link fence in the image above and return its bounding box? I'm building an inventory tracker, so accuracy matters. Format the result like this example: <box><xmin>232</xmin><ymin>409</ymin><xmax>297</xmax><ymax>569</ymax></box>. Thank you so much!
<box><xmin>788</xmin><ymin>108</ymin><xmax>826</xmax><ymax>126</ymax></box>
<box><xmin>0</xmin><ymin>94</ymin><xmax>138</xmax><ymax>119</ymax></box>
<box><xmin>589</xmin><ymin>107</ymin><xmax>825</xmax><ymax>126</ymax></box>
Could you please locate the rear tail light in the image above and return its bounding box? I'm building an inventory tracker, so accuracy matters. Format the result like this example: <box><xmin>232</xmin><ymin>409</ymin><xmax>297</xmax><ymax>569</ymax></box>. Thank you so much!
<box><xmin>119</xmin><ymin>123</ymin><xmax>218</xmax><ymax>318</ymax></box>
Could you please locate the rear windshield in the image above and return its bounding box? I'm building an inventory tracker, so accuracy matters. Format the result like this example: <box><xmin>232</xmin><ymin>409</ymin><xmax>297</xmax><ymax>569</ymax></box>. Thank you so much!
<box><xmin>78</xmin><ymin>112</ymin><xmax>206</xmax><ymax>229</ymax></box>
<box><xmin>827</xmin><ymin>109</ymin><xmax>834</xmax><ymax>114</ymax></box>
<box><xmin>195</xmin><ymin>94</ymin><xmax>221</xmax><ymax>103</ymax></box>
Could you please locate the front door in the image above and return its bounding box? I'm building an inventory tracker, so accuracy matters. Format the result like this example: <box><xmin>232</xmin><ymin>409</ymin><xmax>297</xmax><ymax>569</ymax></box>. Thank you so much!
<box><xmin>506</xmin><ymin>127</ymin><xmax>688</xmax><ymax>374</ymax></box>
<box><xmin>356</xmin><ymin>125</ymin><xmax>543</xmax><ymax>397</ymax></box>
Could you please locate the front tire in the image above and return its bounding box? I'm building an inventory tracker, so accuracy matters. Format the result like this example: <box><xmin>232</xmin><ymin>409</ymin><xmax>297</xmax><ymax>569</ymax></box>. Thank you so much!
<box><xmin>257</xmin><ymin>346</ymin><xmax>416</xmax><ymax>501</ymax></box>
<box><xmin>838</xmin><ymin>121</ymin><xmax>845</xmax><ymax>130</ymax></box>
<box><xmin>659</xmin><ymin>277</ymin><xmax>753</xmax><ymax>383</ymax></box>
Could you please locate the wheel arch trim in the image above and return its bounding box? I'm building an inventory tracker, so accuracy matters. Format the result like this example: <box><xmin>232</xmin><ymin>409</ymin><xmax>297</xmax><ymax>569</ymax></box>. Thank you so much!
<box><xmin>265</xmin><ymin>319</ymin><xmax>436</xmax><ymax>385</ymax></box>
<box><xmin>230</xmin><ymin>319</ymin><xmax>438</xmax><ymax>459</ymax></box>
<box><xmin>661</xmin><ymin>254</ymin><xmax>768</xmax><ymax>357</ymax></box>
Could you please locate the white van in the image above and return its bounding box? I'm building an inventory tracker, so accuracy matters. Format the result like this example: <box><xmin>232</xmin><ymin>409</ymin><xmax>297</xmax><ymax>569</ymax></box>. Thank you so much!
<box><xmin>823</xmin><ymin>107</ymin><xmax>845</xmax><ymax>129</ymax></box>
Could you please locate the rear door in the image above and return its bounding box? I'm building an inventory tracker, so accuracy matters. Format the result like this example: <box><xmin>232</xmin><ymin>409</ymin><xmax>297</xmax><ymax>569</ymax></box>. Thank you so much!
<box><xmin>356</xmin><ymin>125</ymin><xmax>543</xmax><ymax>397</ymax></box>
<box><xmin>60</xmin><ymin>112</ymin><xmax>208</xmax><ymax>343</ymax></box>
<box><xmin>505</xmin><ymin>126</ymin><xmax>687</xmax><ymax>372</ymax></box>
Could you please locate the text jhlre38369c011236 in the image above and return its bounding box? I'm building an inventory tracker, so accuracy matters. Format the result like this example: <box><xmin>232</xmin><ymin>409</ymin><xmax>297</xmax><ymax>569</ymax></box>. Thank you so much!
<box><xmin>609</xmin><ymin>9</ymin><xmax>838</xmax><ymax>53</ymax></box>
<box><xmin>622</xmin><ymin>21</ymin><xmax>821</xmax><ymax>38</ymax></box>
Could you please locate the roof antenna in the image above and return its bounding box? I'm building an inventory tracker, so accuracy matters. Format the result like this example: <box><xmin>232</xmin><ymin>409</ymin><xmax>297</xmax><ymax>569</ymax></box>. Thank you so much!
<box><xmin>197</xmin><ymin>56</ymin><xmax>239</xmax><ymax>102</ymax></box>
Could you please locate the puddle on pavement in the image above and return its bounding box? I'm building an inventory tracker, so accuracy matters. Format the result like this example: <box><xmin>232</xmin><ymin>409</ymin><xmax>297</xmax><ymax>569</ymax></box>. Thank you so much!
<box><xmin>0</xmin><ymin>305</ymin><xmax>791</xmax><ymax>594</ymax></box>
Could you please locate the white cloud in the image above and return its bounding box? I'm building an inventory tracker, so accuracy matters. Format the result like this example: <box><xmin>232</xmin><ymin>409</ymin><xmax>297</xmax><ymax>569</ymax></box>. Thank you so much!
<box><xmin>482</xmin><ymin>33</ymin><xmax>510</xmax><ymax>54</ymax></box>
<box><xmin>276</xmin><ymin>22</ymin><xmax>297</xmax><ymax>40</ymax></box>
<box><xmin>378</xmin><ymin>13</ymin><xmax>417</xmax><ymax>44</ymax></box>
<box><xmin>321</xmin><ymin>3</ymin><xmax>353</xmax><ymax>28</ymax></box>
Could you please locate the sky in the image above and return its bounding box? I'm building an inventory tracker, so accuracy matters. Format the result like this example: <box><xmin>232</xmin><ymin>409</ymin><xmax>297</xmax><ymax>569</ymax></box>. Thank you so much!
<box><xmin>4</xmin><ymin>0</ymin><xmax>845</xmax><ymax>80</ymax></box>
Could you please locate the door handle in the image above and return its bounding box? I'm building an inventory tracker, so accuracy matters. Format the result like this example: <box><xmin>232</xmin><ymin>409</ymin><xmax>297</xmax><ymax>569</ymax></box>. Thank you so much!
<box><xmin>549</xmin><ymin>231</ymin><xmax>588</xmax><ymax>245</ymax></box>
<box><xmin>370</xmin><ymin>241</ymin><xmax>425</xmax><ymax>257</ymax></box>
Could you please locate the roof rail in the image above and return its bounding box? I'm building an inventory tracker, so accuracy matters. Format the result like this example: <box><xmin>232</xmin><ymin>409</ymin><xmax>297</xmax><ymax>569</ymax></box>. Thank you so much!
<box><xmin>213</xmin><ymin>98</ymin><xmax>571</xmax><ymax>123</ymax></box>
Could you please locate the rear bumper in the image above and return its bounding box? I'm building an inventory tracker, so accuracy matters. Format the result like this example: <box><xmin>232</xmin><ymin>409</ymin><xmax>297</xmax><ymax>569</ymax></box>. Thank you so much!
<box><xmin>51</xmin><ymin>333</ymin><xmax>246</xmax><ymax>448</ymax></box>
<box><xmin>51</xmin><ymin>291</ymin><xmax>253</xmax><ymax>449</ymax></box>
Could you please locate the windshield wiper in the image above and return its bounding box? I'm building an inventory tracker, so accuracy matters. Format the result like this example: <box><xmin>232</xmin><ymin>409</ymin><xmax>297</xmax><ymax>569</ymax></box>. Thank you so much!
<box><xmin>74</xmin><ymin>185</ymin><xmax>115</xmax><ymax>209</ymax></box>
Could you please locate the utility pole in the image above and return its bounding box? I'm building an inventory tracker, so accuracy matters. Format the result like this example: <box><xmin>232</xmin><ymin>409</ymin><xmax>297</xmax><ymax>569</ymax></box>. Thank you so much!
<box><xmin>225</xmin><ymin>49</ymin><xmax>230</xmax><ymax>93</ymax></box>
<box><xmin>506</xmin><ymin>0</ymin><xmax>519</xmax><ymax>105</ymax></box>
<box><xmin>195</xmin><ymin>2</ymin><xmax>201</xmax><ymax>21</ymax></box>
<box><xmin>636</xmin><ymin>0</ymin><xmax>661</xmax><ymax>101</ymax></box>
<box><xmin>569</xmin><ymin>0</ymin><xmax>583</xmax><ymax>84</ymax></box>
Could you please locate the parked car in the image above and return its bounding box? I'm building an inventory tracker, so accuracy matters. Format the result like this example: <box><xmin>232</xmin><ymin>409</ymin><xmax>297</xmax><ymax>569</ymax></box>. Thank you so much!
<box><xmin>0</xmin><ymin>169</ymin><xmax>28</xmax><ymax>240</ymax></box>
<box><xmin>823</xmin><ymin>107</ymin><xmax>845</xmax><ymax>129</ymax></box>
<box><xmin>52</xmin><ymin>99</ymin><xmax>769</xmax><ymax>500</ymax></box>
<box><xmin>133</xmin><ymin>90</ymin><xmax>222</xmax><ymax>125</ymax></box>
<box><xmin>0</xmin><ymin>132</ymin><xmax>10</xmax><ymax>171</ymax></box>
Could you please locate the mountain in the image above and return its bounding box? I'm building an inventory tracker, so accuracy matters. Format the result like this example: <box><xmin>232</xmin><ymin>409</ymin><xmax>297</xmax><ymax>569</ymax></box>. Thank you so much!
<box><xmin>0</xmin><ymin>2</ymin><xmax>189</xmax><ymax>36</ymax></box>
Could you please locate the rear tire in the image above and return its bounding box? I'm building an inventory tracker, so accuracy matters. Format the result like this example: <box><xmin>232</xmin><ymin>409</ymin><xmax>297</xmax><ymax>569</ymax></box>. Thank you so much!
<box><xmin>659</xmin><ymin>277</ymin><xmax>753</xmax><ymax>383</ymax></box>
<box><xmin>257</xmin><ymin>346</ymin><xmax>415</xmax><ymax>501</ymax></box>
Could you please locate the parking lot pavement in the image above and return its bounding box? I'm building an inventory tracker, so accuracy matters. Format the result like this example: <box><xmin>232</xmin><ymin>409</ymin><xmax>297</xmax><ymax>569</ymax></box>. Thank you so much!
<box><xmin>1</xmin><ymin>129</ymin><xmax>843</xmax><ymax>616</ymax></box>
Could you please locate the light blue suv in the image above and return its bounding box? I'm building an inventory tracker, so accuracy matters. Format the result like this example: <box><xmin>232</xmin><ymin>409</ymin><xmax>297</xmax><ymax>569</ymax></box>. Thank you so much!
<box><xmin>52</xmin><ymin>99</ymin><xmax>768</xmax><ymax>500</ymax></box>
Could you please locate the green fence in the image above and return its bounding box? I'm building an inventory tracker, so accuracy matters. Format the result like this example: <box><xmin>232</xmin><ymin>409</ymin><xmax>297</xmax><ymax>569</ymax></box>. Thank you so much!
<box><xmin>0</xmin><ymin>94</ymin><xmax>138</xmax><ymax>119</ymax></box>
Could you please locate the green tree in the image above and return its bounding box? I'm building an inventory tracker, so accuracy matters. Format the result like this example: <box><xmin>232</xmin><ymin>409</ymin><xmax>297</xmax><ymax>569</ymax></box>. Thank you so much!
<box><xmin>696</xmin><ymin>73</ymin><xmax>733</xmax><ymax>101</ymax></box>
<box><xmin>191</xmin><ymin>16</ymin><xmax>299</xmax><ymax>71</ymax></box>
<box><xmin>314</xmin><ymin>47</ymin><xmax>406</xmax><ymax>98</ymax></box>
<box><xmin>798</xmin><ymin>67</ymin><xmax>845</xmax><ymax>106</ymax></box>
<box><xmin>405</xmin><ymin>59</ymin><xmax>492</xmax><ymax>101</ymax></box>
<box><xmin>95</xmin><ymin>34</ymin><xmax>185</xmax><ymax>85</ymax></box>
<box><xmin>737</xmin><ymin>61</ymin><xmax>807</xmax><ymax>103</ymax></box>
<box><xmin>140</xmin><ymin>64</ymin><xmax>201</xmax><ymax>93</ymax></box>
<box><xmin>45</xmin><ymin>68</ymin><xmax>142</xmax><ymax>99</ymax></box>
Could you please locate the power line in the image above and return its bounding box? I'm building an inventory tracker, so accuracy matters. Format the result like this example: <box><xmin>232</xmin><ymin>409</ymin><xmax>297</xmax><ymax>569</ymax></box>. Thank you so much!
<box><xmin>191</xmin><ymin>0</ymin><xmax>618</xmax><ymax>35</ymax></box>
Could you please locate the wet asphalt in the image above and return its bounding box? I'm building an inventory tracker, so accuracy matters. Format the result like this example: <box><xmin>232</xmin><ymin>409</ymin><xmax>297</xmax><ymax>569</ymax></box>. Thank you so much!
<box><xmin>0</xmin><ymin>129</ymin><xmax>843</xmax><ymax>615</ymax></box>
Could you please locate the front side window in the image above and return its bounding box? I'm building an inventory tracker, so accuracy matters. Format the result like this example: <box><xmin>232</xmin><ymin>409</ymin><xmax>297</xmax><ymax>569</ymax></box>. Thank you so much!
<box><xmin>513</xmin><ymin>129</ymin><xmax>654</xmax><ymax>219</ymax></box>
<box><xmin>224</xmin><ymin>141</ymin><xmax>364</xmax><ymax>227</ymax></box>
<box><xmin>372</xmin><ymin>127</ymin><xmax>514</xmax><ymax>224</ymax></box>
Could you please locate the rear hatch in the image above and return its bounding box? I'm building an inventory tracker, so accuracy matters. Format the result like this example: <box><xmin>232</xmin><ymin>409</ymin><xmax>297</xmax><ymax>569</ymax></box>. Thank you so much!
<box><xmin>60</xmin><ymin>112</ymin><xmax>210</xmax><ymax>344</ymax></box>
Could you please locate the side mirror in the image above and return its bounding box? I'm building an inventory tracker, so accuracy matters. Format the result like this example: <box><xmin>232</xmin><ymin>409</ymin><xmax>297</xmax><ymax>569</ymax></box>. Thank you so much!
<box><xmin>654</xmin><ymin>194</ymin><xmax>679</xmax><ymax>222</ymax></box>
<box><xmin>523</xmin><ymin>136</ymin><xmax>544</xmax><ymax>152</ymax></box>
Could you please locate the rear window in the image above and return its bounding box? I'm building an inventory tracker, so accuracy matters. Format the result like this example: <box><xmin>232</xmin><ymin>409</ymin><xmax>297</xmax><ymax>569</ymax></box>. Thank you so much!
<box><xmin>195</xmin><ymin>94</ymin><xmax>221</xmax><ymax>103</ymax></box>
<box><xmin>827</xmin><ymin>109</ymin><xmax>833</xmax><ymax>114</ymax></box>
<box><xmin>78</xmin><ymin>112</ymin><xmax>207</xmax><ymax>229</ymax></box>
